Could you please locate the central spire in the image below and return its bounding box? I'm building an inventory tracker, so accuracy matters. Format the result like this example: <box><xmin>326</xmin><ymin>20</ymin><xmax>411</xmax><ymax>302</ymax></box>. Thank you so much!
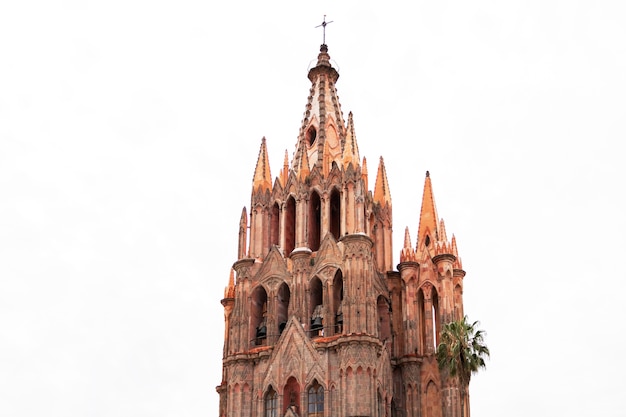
<box><xmin>292</xmin><ymin>42</ymin><xmax>344</xmax><ymax>177</ymax></box>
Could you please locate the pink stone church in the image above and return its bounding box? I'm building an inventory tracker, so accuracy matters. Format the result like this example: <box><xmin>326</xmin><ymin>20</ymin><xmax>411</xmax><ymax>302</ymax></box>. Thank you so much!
<box><xmin>217</xmin><ymin>41</ymin><xmax>470</xmax><ymax>417</ymax></box>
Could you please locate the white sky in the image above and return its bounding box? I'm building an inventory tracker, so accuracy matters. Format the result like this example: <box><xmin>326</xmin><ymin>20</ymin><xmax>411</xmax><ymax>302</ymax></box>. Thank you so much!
<box><xmin>1</xmin><ymin>1</ymin><xmax>625</xmax><ymax>416</ymax></box>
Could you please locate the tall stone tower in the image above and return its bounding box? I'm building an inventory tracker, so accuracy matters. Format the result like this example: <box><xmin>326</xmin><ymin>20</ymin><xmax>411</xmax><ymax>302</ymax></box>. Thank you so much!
<box><xmin>217</xmin><ymin>43</ymin><xmax>468</xmax><ymax>417</ymax></box>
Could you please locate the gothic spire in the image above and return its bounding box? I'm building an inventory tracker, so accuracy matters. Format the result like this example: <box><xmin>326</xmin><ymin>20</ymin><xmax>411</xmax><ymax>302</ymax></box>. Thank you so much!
<box><xmin>296</xmin><ymin>139</ymin><xmax>311</xmax><ymax>180</ymax></box>
<box><xmin>417</xmin><ymin>171</ymin><xmax>439</xmax><ymax>251</ymax></box>
<box><xmin>292</xmin><ymin>43</ymin><xmax>346</xmax><ymax>176</ymax></box>
<box><xmin>342</xmin><ymin>112</ymin><xmax>360</xmax><ymax>169</ymax></box>
<box><xmin>252</xmin><ymin>137</ymin><xmax>272</xmax><ymax>193</ymax></box>
<box><xmin>400</xmin><ymin>226</ymin><xmax>417</xmax><ymax>263</ymax></box>
<box><xmin>373</xmin><ymin>157</ymin><xmax>392</xmax><ymax>207</ymax></box>
<box><xmin>404</xmin><ymin>226</ymin><xmax>412</xmax><ymax>249</ymax></box>
<box><xmin>279</xmin><ymin>149</ymin><xmax>289</xmax><ymax>187</ymax></box>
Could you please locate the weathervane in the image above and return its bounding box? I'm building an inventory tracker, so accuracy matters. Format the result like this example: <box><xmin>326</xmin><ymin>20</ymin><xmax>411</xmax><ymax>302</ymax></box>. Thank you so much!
<box><xmin>315</xmin><ymin>15</ymin><xmax>333</xmax><ymax>44</ymax></box>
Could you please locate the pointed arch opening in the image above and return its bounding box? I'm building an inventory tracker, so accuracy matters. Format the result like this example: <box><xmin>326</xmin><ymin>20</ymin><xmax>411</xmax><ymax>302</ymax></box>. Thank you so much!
<box><xmin>283</xmin><ymin>376</ymin><xmax>300</xmax><ymax>416</ymax></box>
<box><xmin>309</xmin><ymin>276</ymin><xmax>324</xmax><ymax>337</ymax></box>
<box><xmin>424</xmin><ymin>381</ymin><xmax>442</xmax><ymax>417</ymax></box>
<box><xmin>285</xmin><ymin>196</ymin><xmax>296</xmax><ymax>255</ymax></box>
<box><xmin>277</xmin><ymin>282</ymin><xmax>290</xmax><ymax>335</ymax></box>
<box><xmin>270</xmin><ymin>202</ymin><xmax>280</xmax><ymax>247</ymax></box>
<box><xmin>378</xmin><ymin>391</ymin><xmax>384</xmax><ymax>417</ymax></box>
<box><xmin>330</xmin><ymin>188</ymin><xmax>341</xmax><ymax>239</ymax></box>
<box><xmin>377</xmin><ymin>295</ymin><xmax>391</xmax><ymax>341</ymax></box>
<box><xmin>308</xmin><ymin>191</ymin><xmax>321</xmax><ymax>251</ymax></box>
<box><xmin>306</xmin><ymin>126</ymin><xmax>317</xmax><ymax>146</ymax></box>
<box><xmin>454</xmin><ymin>284</ymin><xmax>463</xmax><ymax>321</ymax></box>
<box><xmin>432</xmin><ymin>289</ymin><xmax>440</xmax><ymax>349</ymax></box>
<box><xmin>250</xmin><ymin>286</ymin><xmax>268</xmax><ymax>346</ymax></box>
<box><xmin>307</xmin><ymin>379</ymin><xmax>324</xmax><ymax>417</ymax></box>
<box><xmin>242</xmin><ymin>383</ymin><xmax>251</xmax><ymax>417</ymax></box>
<box><xmin>417</xmin><ymin>288</ymin><xmax>425</xmax><ymax>355</ymax></box>
<box><xmin>264</xmin><ymin>386</ymin><xmax>278</xmax><ymax>417</ymax></box>
<box><xmin>332</xmin><ymin>270</ymin><xmax>344</xmax><ymax>334</ymax></box>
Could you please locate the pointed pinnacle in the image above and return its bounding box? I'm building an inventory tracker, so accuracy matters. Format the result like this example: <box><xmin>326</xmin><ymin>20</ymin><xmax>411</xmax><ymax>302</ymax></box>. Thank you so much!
<box><xmin>374</xmin><ymin>156</ymin><xmax>392</xmax><ymax>206</ymax></box>
<box><xmin>404</xmin><ymin>226</ymin><xmax>412</xmax><ymax>249</ymax></box>
<box><xmin>252</xmin><ymin>137</ymin><xmax>272</xmax><ymax>193</ymax></box>
<box><xmin>439</xmin><ymin>218</ymin><xmax>448</xmax><ymax>242</ymax></box>
<box><xmin>417</xmin><ymin>170</ymin><xmax>439</xmax><ymax>251</ymax></box>
<box><xmin>362</xmin><ymin>156</ymin><xmax>369</xmax><ymax>191</ymax></box>
<box><xmin>342</xmin><ymin>112</ymin><xmax>360</xmax><ymax>169</ymax></box>
<box><xmin>279</xmin><ymin>149</ymin><xmax>289</xmax><ymax>187</ymax></box>
<box><xmin>224</xmin><ymin>269</ymin><xmax>236</xmax><ymax>299</ymax></box>
<box><xmin>297</xmin><ymin>143</ymin><xmax>311</xmax><ymax>180</ymax></box>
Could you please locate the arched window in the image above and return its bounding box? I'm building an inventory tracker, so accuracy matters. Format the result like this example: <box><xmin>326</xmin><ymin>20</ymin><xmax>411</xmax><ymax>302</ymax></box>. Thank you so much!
<box><xmin>265</xmin><ymin>387</ymin><xmax>278</xmax><ymax>417</ymax></box>
<box><xmin>309</xmin><ymin>277</ymin><xmax>324</xmax><ymax>337</ymax></box>
<box><xmin>308</xmin><ymin>380</ymin><xmax>324</xmax><ymax>417</ymax></box>
<box><xmin>454</xmin><ymin>285</ymin><xmax>463</xmax><ymax>321</ymax></box>
<box><xmin>277</xmin><ymin>283</ymin><xmax>290</xmax><ymax>335</ymax></box>
<box><xmin>377</xmin><ymin>295</ymin><xmax>391</xmax><ymax>341</ymax></box>
<box><xmin>332</xmin><ymin>270</ymin><xmax>344</xmax><ymax>334</ymax></box>
<box><xmin>378</xmin><ymin>392</ymin><xmax>384</xmax><ymax>417</ymax></box>
<box><xmin>308</xmin><ymin>191</ymin><xmax>321</xmax><ymax>251</ymax></box>
<box><xmin>432</xmin><ymin>290</ymin><xmax>440</xmax><ymax>349</ymax></box>
<box><xmin>251</xmin><ymin>286</ymin><xmax>268</xmax><ymax>346</ymax></box>
<box><xmin>283</xmin><ymin>377</ymin><xmax>300</xmax><ymax>415</ymax></box>
<box><xmin>270</xmin><ymin>202</ymin><xmax>280</xmax><ymax>247</ymax></box>
<box><xmin>285</xmin><ymin>196</ymin><xmax>296</xmax><ymax>255</ymax></box>
<box><xmin>306</xmin><ymin>126</ymin><xmax>317</xmax><ymax>146</ymax></box>
<box><xmin>417</xmin><ymin>289</ymin><xmax>425</xmax><ymax>355</ymax></box>
<box><xmin>330</xmin><ymin>188</ymin><xmax>341</xmax><ymax>239</ymax></box>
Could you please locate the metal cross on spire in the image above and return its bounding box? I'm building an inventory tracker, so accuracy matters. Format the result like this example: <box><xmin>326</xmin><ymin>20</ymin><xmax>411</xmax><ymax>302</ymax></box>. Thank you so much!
<box><xmin>315</xmin><ymin>15</ymin><xmax>333</xmax><ymax>45</ymax></box>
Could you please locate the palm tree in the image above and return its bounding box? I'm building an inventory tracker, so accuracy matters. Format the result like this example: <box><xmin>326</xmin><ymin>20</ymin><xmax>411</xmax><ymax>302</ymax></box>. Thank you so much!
<box><xmin>436</xmin><ymin>315</ymin><xmax>489</xmax><ymax>417</ymax></box>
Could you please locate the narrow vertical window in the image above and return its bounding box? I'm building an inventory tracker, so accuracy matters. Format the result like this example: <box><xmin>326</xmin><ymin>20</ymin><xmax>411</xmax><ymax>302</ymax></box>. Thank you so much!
<box><xmin>330</xmin><ymin>189</ymin><xmax>341</xmax><ymax>239</ymax></box>
<box><xmin>270</xmin><ymin>202</ymin><xmax>280</xmax><ymax>247</ymax></box>
<box><xmin>251</xmin><ymin>286</ymin><xmax>268</xmax><ymax>346</ymax></box>
<box><xmin>308</xmin><ymin>191</ymin><xmax>321</xmax><ymax>251</ymax></box>
<box><xmin>308</xmin><ymin>381</ymin><xmax>324</xmax><ymax>417</ymax></box>
<box><xmin>333</xmin><ymin>270</ymin><xmax>344</xmax><ymax>335</ymax></box>
<box><xmin>277</xmin><ymin>283</ymin><xmax>290</xmax><ymax>335</ymax></box>
<box><xmin>309</xmin><ymin>277</ymin><xmax>324</xmax><ymax>337</ymax></box>
<box><xmin>432</xmin><ymin>290</ymin><xmax>439</xmax><ymax>349</ymax></box>
<box><xmin>285</xmin><ymin>196</ymin><xmax>296</xmax><ymax>255</ymax></box>
<box><xmin>265</xmin><ymin>387</ymin><xmax>278</xmax><ymax>417</ymax></box>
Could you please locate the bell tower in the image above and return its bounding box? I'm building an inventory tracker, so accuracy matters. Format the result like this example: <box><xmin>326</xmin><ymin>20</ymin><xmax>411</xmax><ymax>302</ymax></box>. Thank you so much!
<box><xmin>217</xmin><ymin>39</ymin><xmax>471</xmax><ymax>417</ymax></box>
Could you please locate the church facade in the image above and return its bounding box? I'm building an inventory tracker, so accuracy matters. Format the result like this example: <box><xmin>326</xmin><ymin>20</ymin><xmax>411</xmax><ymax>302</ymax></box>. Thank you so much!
<box><xmin>217</xmin><ymin>43</ymin><xmax>469</xmax><ymax>417</ymax></box>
